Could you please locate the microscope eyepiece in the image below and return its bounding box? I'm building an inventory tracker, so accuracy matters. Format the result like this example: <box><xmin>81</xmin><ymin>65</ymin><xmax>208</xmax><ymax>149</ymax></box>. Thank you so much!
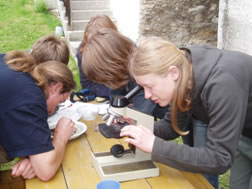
<box><xmin>110</xmin><ymin>95</ymin><xmax>128</xmax><ymax>107</ymax></box>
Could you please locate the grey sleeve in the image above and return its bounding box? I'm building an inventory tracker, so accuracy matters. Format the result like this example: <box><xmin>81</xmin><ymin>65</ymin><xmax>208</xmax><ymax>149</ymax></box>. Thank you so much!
<box><xmin>152</xmin><ymin>72</ymin><xmax>248</xmax><ymax>174</ymax></box>
<box><xmin>154</xmin><ymin>106</ymin><xmax>191</xmax><ymax>140</ymax></box>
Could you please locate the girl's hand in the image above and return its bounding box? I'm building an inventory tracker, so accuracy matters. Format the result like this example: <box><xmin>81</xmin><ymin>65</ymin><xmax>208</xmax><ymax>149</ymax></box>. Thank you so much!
<box><xmin>54</xmin><ymin>117</ymin><xmax>75</xmax><ymax>142</ymax></box>
<box><xmin>120</xmin><ymin>125</ymin><xmax>155</xmax><ymax>153</ymax></box>
<box><xmin>12</xmin><ymin>158</ymin><xmax>36</xmax><ymax>179</ymax></box>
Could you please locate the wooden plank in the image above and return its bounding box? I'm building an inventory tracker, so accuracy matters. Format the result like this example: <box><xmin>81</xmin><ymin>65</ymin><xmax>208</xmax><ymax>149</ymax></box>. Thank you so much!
<box><xmin>83</xmin><ymin>117</ymin><xmax>152</xmax><ymax>188</ymax></box>
<box><xmin>26</xmin><ymin>112</ymin><xmax>215</xmax><ymax>189</ymax></box>
<box><xmin>61</xmin><ymin>134</ymin><xmax>100</xmax><ymax>189</ymax></box>
<box><xmin>147</xmin><ymin>163</ymin><xmax>195</xmax><ymax>189</ymax></box>
<box><xmin>181</xmin><ymin>171</ymin><xmax>214</xmax><ymax>189</ymax></box>
<box><xmin>195</xmin><ymin>173</ymin><xmax>214</xmax><ymax>189</ymax></box>
<box><xmin>26</xmin><ymin>167</ymin><xmax>67</xmax><ymax>189</ymax></box>
<box><xmin>83</xmin><ymin>116</ymin><xmax>120</xmax><ymax>152</ymax></box>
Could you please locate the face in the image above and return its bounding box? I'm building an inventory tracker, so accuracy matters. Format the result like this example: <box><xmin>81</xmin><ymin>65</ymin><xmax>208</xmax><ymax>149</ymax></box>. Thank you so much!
<box><xmin>134</xmin><ymin>66</ymin><xmax>180</xmax><ymax>107</ymax></box>
<box><xmin>46</xmin><ymin>82</ymin><xmax>71</xmax><ymax>115</ymax></box>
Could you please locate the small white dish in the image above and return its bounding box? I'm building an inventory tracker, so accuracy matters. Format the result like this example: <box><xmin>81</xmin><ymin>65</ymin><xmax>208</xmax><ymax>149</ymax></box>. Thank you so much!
<box><xmin>77</xmin><ymin>106</ymin><xmax>99</xmax><ymax>120</ymax></box>
<box><xmin>74</xmin><ymin>102</ymin><xmax>109</xmax><ymax>115</ymax></box>
<box><xmin>50</xmin><ymin>121</ymin><xmax>87</xmax><ymax>140</ymax></box>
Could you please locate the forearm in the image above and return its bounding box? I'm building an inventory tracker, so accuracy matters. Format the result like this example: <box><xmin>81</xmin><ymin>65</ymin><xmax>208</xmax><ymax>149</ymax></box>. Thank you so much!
<box><xmin>29</xmin><ymin>136</ymin><xmax>68</xmax><ymax>181</ymax></box>
<box><xmin>152</xmin><ymin>137</ymin><xmax>231</xmax><ymax>174</ymax></box>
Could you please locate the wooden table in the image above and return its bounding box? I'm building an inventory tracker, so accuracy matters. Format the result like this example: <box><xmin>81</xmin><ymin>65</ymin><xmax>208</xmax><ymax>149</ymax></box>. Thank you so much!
<box><xmin>26</xmin><ymin>115</ymin><xmax>214</xmax><ymax>189</ymax></box>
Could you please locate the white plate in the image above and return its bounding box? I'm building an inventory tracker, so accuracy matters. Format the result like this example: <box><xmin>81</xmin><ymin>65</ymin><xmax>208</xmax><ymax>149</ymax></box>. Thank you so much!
<box><xmin>50</xmin><ymin>121</ymin><xmax>87</xmax><ymax>140</ymax></box>
<box><xmin>48</xmin><ymin>106</ymin><xmax>81</xmax><ymax>126</ymax></box>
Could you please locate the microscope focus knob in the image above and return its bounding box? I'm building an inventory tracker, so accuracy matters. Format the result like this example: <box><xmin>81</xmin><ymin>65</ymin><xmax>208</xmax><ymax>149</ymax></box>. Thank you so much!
<box><xmin>110</xmin><ymin>144</ymin><xmax>124</xmax><ymax>158</ymax></box>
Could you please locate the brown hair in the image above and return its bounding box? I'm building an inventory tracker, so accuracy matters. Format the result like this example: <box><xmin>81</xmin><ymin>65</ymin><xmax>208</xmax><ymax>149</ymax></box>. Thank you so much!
<box><xmin>31</xmin><ymin>35</ymin><xmax>69</xmax><ymax>65</ymax></box>
<box><xmin>129</xmin><ymin>38</ymin><xmax>193</xmax><ymax>135</ymax></box>
<box><xmin>80</xmin><ymin>15</ymin><xmax>117</xmax><ymax>54</ymax></box>
<box><xmin>5</xmin><ymin>51</ymin><xmax>75</xmax><ymax>98</ymax></box>
<box><xmin>82</xmin><ymin>28</ymin><xmax>134</xmax><ymax>89</ymax></box>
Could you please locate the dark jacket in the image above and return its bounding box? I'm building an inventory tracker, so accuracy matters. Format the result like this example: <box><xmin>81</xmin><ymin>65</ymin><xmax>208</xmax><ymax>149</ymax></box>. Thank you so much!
<box><xmin>152</xmin><ymin>45</ymin><xmax>252</xmax><ymax>174</ymax></box>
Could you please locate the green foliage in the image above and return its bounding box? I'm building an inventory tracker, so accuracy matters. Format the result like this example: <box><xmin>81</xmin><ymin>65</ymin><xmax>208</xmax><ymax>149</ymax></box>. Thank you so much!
<box><xmin>0</xmin><ymin>0</ymin><xmax>60</xmax><ymax>52</ymax></box>
<box><xmin>219</xmin><ymin>170</ymin><xmax>230</xmax><ymax>189</ymax></box>
<box><xmin>34</xmin><ymin>0</ymin><xmax>48</xmax><ymax>13</ymax></box>
<box><xmin>0</xmin><ymin>0</ymin><xmax>81</xmax><ymax>91</ymax></box>
<box><xmin>18</xmin><ymin>0</ymin><xmax>27</xmax><ymax>6</ymax></box>
<box><xmin>68</xmin><ymin>56</ymin><xmax>82</xmax><ymax>92</ymax></box>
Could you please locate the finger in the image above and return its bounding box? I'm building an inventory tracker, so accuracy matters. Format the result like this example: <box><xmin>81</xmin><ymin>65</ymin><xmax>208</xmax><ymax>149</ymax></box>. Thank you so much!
<box><xmin>15</xmin><ymin>159</ymin><xmax>29</xmax><ymax>177</ymax></box>
<box><xmin>124</xmin><ymin>137</ymin><xmax>138</xmax><ymax>146</ymax></box>
<box><xmin>23</xmin><ymin>168</ymin><xmax>35</xmax><ymax>179</ymax></box>
<box><xmin>120</xmin><ymin>126</ymin><xmax>136</xmax><ymax>137</ymax></box>
<box><xmin>26</xmin><ymin>172</ymin><xmax>36</xmax><ymax>180</ymax></box>
<box><xmin>121</xmin><ymin>125</ymin><xmax>142</xmax><ymax>135</ymax></box>
<box><xmin>120</xmin><ymin>125</ymin><xmax>135</xmax><ymax>132</ymax></box>
<box><xmin>120</xmin><ymin>130</ymin><xmax>132</xmax><ymax>138</ymax></box>
<box><xmin>121</xmin><ymin>130</ymin><xmax>140</xmax><ymax>141</ymax></box>
<box><xmin>21</xmin><ymin>161</ymin><xmax>32</xmax><ymax>178</ymax></box>
<box><xmin>12</xmin><ymin>161</ymin><xmax>21</xmax><ymax>176</ymax></box>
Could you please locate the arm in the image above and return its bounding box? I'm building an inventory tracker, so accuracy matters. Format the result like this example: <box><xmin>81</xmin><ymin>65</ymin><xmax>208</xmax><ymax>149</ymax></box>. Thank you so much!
<box><xmin>152</xmin><ymin>72</ymin><xmax>248</xmax><ymax>174</ymax></box>
<box><xmin>121</xmin><ymin>72</ymin><xmax>248</xmax><ymax>174</ymax></box>
<box><xmin>120</xmin><ymin>110</ymin><xmax>191</xmax><ymax>152</ymax></box>
<box><xmin>29</xmin><ymin>117</ymin><xmax>74</xmax><ymax>181</ymax></box>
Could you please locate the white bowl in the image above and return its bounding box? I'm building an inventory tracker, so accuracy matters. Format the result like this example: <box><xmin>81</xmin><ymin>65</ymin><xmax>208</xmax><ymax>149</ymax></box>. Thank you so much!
<box><xmin>49</xmin><ymin>121</ymin><xmax>87</xmax><ymax>140</ymax></box>
<box><xmin>77</xmin><ymin>106</ymin><xmax>100</xmax><ymax>120</ymax></box>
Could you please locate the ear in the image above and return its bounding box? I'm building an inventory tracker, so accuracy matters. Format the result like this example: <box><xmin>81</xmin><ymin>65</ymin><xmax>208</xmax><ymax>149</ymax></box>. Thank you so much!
<box><xmin>48</xmin><ymin>82</ymin><xmax>63</xmax><ymax>96</ymax></box>
<box><xmin>168</xmin><ymin>66</ymin><xmax>180</xmax><ymax>81</ymax></box>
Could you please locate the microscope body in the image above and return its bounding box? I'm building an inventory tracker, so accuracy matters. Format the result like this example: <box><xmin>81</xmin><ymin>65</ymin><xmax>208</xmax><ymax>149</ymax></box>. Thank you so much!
<box><xmin>109</xmin><ymin>104</ymin><xmax>154</xmax><ymax>155</ymax></box>
<box><xmin>91</xmin><ymin>85</ymin><xmax>159</xmax><ymax>182</ymax></box>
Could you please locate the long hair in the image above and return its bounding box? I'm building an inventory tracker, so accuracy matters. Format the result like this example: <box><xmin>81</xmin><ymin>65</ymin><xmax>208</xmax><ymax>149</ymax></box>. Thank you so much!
<box><xmin>5</xmin><ymin>51</ymin><xmax>75</xmax><ymax>98</ymax></box>
<box><xmin>31</xmin><ymin>35</ymin><xmax>69</xmax><ymax>65</ymax></box>
<box><xmin>80</xmin><ymin>15</ymin><xmax>117</xmax><ymax>54</ymax></box>
<box><xmin>82</xmin><ymin>28</ymin><xmax>134</xmax><ymax>89</ymax></box>
<box><xmin>129</xmin><ymin>38</ymin><xmax>193</xmax><ymax>135</ymax></box>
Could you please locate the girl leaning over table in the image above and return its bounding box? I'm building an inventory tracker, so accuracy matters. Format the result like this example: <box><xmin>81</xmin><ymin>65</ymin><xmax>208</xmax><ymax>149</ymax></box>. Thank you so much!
<box><xmin>120</xmin><ymin>37</ymin><xmax>252</xmax><ymax>189</ymax></box>
<box><xmin>0</xmin><ymin>51</ymin><xmax>76</xmax><ymax>188</ymax></box>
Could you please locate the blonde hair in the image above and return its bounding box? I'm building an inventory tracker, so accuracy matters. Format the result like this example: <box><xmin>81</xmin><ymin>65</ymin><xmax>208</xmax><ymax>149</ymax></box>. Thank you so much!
<box><xmin>31</xmin><ymin>35</ymin><xmax>69</xmax><ymax>65</ymax></box>
<box><xmin>129</xmin><ymin>37</ymin><xmax>193</xmax><ymax>135</ymax></box>
<box><xmin>80</xmin><ymin>15</ymin><xmax>117</xmax><ymax>54</ymax></box>
<box><xmin>5</xmin><ymin>51</ymin><xmax>75</xmax><ymax>98</ymax></box>
<box><xmin>82</xmin><ymin>28</ymin><xmax>134</xmax><ymax>89</ymax></box>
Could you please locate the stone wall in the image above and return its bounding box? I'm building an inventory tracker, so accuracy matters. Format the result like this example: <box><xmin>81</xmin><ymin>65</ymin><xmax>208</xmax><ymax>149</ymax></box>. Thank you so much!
<box><xmin>218</xmin><ymin>0</ymin><xmax>252</xmax><ymax>55</ymax></box>
<box><xmin>139</xmin><ymin>0</ymin><xmax>219</xmax><ymax>47</ymax></box>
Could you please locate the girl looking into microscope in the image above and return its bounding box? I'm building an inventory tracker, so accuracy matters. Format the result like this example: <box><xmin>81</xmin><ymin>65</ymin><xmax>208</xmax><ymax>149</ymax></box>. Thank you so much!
<box><xmin>120</xmin><ymin>37</ymin><xmax>252</xmax><ymax>189</ymax></box>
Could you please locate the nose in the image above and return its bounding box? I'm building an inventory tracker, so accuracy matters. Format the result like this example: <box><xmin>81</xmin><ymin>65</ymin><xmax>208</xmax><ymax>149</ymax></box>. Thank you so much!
<box><xmin>144</xmin><ymin>88</ymin><xmax>152</xmax><ymax>99</ymax></box>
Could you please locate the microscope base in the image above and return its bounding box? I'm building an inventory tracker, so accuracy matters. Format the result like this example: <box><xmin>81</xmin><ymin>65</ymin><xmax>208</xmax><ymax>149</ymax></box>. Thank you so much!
<box><xmin>91</xmin><ymin>150</ymin><xmax>159</xmax><ymax>182</ymax></box>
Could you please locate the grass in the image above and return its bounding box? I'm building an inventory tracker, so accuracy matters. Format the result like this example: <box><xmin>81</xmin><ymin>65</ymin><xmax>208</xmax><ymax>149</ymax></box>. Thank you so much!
<box><xmin>0</xmin><ymin>0</ymin><xmax>81</xmax><ymax>91</ymax></box>
<box><xmin>69</xmin><ymin>56</ymin><xmax>81</xmax><ymax>91</ymax></box>
<box><xmin>0</xmin><ymin>0</ymin><xmax>59</xmax><ymax>51</ymax></box>
<box><xmin>34</xmin><ymin>0</ymin><xmax>48</xmax><ymax>13</ymax></box>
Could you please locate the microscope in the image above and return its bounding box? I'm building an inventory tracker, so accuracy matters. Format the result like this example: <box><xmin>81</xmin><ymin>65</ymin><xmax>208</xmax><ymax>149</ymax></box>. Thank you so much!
<box><xmin>91</xmin><ymin>85</ymin><xmax>159</xmax><ymax>182</ymax></box>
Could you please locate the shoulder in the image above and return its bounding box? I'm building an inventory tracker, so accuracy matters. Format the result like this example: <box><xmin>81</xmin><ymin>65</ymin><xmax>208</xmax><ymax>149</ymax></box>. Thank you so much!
<box><xmin>0</xmin><ymin>69</ymin><xmax>46</xmax><ymax>114</ymax></box>
<box><xmin>0</xmin><ymin>103</ymin><xmax>52</xmax><ymax>159</ymax></box>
